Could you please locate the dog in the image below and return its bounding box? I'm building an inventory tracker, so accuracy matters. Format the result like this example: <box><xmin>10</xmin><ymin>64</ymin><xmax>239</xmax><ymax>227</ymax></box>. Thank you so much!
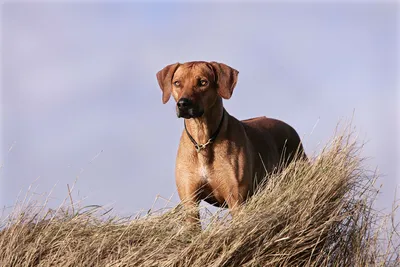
<box><xmin>156</xmin><ymin>61</ymin><xmax>306</xmax><ymax>223</ymax></box>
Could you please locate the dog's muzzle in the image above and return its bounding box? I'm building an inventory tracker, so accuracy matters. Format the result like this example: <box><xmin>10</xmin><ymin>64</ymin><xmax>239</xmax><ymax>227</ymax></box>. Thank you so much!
<box><xmin>176</xmin><ymin>98</ymin><xmax>204</xmax><ymax>119</ymax></box>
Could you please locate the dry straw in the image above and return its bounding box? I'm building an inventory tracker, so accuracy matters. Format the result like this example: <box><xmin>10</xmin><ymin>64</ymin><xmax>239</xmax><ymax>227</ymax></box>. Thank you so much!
<box><xmin>0</xmin><ymin>125</ymin><xmax>399</xmax><ymax>266</ymax></box>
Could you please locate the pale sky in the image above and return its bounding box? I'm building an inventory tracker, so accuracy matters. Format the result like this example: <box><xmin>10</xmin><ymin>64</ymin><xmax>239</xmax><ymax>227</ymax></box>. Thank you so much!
<box><xmin>0</xmin><ymin>1</ymin><xmax>398</xmax><ymax>217</ymax></box>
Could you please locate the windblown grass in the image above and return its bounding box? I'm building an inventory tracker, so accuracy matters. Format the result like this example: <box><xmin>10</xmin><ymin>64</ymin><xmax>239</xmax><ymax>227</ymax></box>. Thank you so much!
<box><xmin>0</xmin><ymin>129</ymin><xmax>399</xmax><ymax>266</ymax></box>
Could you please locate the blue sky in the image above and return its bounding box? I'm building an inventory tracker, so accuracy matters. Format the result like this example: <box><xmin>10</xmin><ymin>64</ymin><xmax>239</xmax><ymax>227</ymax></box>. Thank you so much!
<box><xmin>0</xmin><ymin>1</ymin><xmax>398</xmax><ymax>217</ymax></box>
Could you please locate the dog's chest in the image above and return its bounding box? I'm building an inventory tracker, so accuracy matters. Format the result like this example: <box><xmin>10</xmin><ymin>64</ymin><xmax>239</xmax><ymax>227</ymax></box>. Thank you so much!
<box><xmin>196</xmin><ymin>152</ymin><xmax>226</xmax><ymax>185</ymax></box>
<box><xmin>197</xmin><ymin>156</ymin><xmax>213</xmax><ymax>182</ymax></box>
<box><xmin>198</xmin><ymin>165</ymin><xmax>209</xmax><ymax>181</ymax></box>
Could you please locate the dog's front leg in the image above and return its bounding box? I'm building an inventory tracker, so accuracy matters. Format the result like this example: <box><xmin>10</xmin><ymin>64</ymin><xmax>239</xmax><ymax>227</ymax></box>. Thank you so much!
<box><xmin>176</xmin><ymin>174</ymin><xmax>202</xmax><ymax>227</ymax></box>
<box><xmin>225</xmin><ymin>192</ymin><xmax>245</xmax><ymax>218</ymax></box>
<box><xmin>223</xmin><ymin>176</ymin><xmax>249</xmax><ymax>219</ymax></box>
<box><xmin>181</xmin><ymin>198</ymin><xmax>200</xmax><ymax>224</ymax></box>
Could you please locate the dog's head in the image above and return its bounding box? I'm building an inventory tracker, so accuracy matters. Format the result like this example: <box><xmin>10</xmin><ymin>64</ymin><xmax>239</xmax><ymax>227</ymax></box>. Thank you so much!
<box><xmin>156</xmin><ymin>61</ymin><xmax>239</xmax><ymax>119</ymax></box>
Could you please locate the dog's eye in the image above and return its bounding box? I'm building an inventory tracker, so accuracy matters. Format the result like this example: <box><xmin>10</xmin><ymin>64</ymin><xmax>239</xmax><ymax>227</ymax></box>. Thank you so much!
<box><xmin>199</xmin><ymin>80</ymin><xmax>208</xmax><ymax>86</ymax></box>
<box><xmin>173</xmin><ymin>81</ymin><xmax>180</xmax><ymax>87</ymax></box>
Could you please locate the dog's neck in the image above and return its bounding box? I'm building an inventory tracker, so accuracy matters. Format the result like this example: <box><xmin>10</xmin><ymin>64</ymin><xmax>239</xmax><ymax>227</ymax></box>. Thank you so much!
<box><xmin>184</xmin><ymin>97</ymin><xmax>225</xmax><ymax>146</ymax></box>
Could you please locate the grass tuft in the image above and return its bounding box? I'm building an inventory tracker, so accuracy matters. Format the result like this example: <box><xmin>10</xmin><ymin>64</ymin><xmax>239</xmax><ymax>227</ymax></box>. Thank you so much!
<box><xmin>1</xmin><ymin>128</ymin><xmax>399</xmax><ymax>266</ymax></box>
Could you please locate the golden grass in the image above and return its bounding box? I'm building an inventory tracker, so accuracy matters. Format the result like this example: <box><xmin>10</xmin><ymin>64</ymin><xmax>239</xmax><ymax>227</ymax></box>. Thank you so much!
<box><xmin>0</xmin><ymin>128</ymin><xmax>399</xmax><ymax>266</ymax></box>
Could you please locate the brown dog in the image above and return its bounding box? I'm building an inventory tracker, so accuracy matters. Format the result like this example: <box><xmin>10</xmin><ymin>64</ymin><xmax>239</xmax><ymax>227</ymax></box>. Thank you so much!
<box><xmin>157</xmin><ymin>61</ymin><xmax>306</xmax><ymax>223</ymax></box>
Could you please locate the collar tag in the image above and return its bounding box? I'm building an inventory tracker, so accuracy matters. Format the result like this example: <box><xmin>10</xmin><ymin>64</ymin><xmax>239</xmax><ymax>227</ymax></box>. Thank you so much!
<box><xmin>184</xmin><ymin>110</ymin><xmax>225</xmax><ymax>153</ymax></box>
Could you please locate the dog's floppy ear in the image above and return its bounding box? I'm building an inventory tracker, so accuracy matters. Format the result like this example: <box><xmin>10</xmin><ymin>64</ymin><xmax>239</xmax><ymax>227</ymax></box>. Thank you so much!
<box><xmin>209</xmin><ymin>62</ymin><xmax>239</xmax><ymax>99</ymax></box>
<box><xmin>156</xmin><ymin>63</ymin><xmax>180</xmax><ymax>104</ymax></box>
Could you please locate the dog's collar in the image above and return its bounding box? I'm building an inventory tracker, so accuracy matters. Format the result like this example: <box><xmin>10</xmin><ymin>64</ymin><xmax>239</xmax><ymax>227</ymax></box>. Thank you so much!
<box><xmin>184</xmin><ymin>110</ymin><xmax>225</xmax><ymax>153</ymax></box>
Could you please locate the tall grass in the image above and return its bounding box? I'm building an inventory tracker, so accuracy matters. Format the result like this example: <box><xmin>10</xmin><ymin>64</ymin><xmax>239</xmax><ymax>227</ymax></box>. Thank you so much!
<box><xmin>0</xmin><ymin>129</ymin><xmax>399</xmax><ymax>266</ymax></box>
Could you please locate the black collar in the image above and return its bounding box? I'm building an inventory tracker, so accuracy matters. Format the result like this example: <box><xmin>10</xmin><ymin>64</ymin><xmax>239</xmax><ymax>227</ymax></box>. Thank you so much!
<box><xmin>184</xmin><ymin>110</ymin><xmax>225</xmax><ymax>153</ymax></box>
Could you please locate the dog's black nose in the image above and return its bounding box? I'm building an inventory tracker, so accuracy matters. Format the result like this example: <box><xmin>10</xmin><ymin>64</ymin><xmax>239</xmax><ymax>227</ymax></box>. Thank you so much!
<box><xmin>177</xmin><ymin>98</ymin><xmax>193</xmax><ymax>110</ymax></box>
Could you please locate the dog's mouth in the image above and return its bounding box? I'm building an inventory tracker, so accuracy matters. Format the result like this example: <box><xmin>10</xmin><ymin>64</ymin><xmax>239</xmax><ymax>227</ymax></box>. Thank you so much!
<box><xmin>176</xmin><ymin>108</ymin><xmax>204</xmax><ymax>119</ymax></box>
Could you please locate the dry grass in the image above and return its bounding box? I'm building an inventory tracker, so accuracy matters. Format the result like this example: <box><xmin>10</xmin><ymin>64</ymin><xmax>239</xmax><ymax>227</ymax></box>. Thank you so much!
<box><xmin>0</xmin><ymin>128</ymin><xmax>399</xmax><ymax>266</ymax></box>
